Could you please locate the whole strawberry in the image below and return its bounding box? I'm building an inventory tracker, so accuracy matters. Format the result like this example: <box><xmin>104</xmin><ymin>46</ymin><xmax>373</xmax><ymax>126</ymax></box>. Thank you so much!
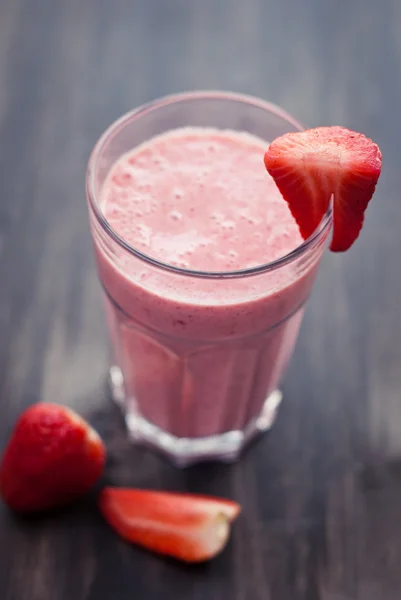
<box><xmin>0</xmin><ymin>403</ymin><xmax>105</xmax><ymax>513</ymax></box>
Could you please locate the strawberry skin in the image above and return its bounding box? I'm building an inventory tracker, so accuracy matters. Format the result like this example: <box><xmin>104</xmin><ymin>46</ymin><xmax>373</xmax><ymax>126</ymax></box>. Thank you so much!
<box><xmin>0</xmin><ymin>403</ymin><xmax>106</xmax><ymax>513</ymax></box>
<box><xmin>99</xmin><ymin>487</ymin><xmax>241</xmax><ymax>563</ymax></box>
<box><xmin>264</xmin><ymin>126</ymin><xmax>382</xmax><ymax>251</ymax></box>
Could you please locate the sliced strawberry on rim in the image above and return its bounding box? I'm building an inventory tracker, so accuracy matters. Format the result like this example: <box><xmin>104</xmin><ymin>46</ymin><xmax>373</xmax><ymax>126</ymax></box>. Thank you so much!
<box><xmin>264</xmin><ymin>126</ymin><xmax>382</xmax><ymax>251</ymax></box>
<box><xmin>99</xmin><ymin>487</ymin><xmax>241</xmax><ymax>563</ymax></box>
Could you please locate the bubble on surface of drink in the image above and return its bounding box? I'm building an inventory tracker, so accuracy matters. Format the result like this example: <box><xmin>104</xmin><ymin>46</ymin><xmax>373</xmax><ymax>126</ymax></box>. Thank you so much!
<box><xmin>169</xmin><ymin>210</ymin><xmax>183</xmax><ymax>222</ymax></box>
<box><xmin>173</xmin><ymin>187</ymin><xmax>184</xmax><ymax>200</ymax></box>
<box><xmin>222</xmin><ymin>220</ymin><xmax>236</xmax><ymax>231</ymax></box>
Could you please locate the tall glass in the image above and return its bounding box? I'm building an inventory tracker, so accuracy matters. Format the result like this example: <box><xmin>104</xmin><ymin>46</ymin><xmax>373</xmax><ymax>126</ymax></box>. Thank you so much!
<box><xmin>86</xmin><ymin>91</ymin><xmax>331</xmax><ymax>467</ymax></box>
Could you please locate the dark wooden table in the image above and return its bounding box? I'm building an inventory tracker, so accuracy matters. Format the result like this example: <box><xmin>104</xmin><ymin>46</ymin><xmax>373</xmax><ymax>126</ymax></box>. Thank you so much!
<box><xmin>0</xmin><ymin>0</ymin><xmax>400</xmax><ymax>598</ymax></box>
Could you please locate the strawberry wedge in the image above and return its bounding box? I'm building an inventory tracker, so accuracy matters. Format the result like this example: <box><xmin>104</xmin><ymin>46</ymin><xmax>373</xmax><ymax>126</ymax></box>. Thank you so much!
<box><xmin>264</xmin><ymin>126</ymin><xmax>382</xmax><ymax>251</ymax></box>
<box><xmin>99</xmin><ymin>487</ymin><xmax>241</xmax><ymax>563</ymax></box>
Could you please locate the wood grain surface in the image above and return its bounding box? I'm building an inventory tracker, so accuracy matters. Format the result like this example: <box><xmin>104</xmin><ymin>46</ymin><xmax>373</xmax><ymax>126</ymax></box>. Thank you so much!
<box><xmin>0</xmin><ymin>0</ymin><xmax>400</xmax><ymax>598</ymax></box>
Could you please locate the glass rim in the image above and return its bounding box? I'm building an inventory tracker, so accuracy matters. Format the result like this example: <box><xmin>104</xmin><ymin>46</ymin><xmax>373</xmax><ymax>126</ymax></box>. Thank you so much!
<box><xmin>86</xmin><ymin>90</ymin><xmax>332</xmax><ymax>280</ymax></box>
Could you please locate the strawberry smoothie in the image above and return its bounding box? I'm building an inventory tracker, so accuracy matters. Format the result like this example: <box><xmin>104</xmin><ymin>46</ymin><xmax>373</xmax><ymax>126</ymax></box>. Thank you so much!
<box><xmin>88</xmin><ymin>94</ymin><xmax>330</xmax><ymax>465</ymax></box>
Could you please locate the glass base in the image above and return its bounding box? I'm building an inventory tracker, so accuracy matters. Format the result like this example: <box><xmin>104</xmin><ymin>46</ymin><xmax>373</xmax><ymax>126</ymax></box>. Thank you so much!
<box><xmin>109</xmin><ymin>366</ymin><xmax>282</xmax><ymax>467</ymax></box>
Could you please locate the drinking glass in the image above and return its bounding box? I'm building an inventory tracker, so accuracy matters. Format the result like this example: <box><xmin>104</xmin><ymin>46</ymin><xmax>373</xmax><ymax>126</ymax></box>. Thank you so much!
<box><xmin>86</xmin><ymin>91</ymin><xmax>331</xmax><ymax>466</ymax></box>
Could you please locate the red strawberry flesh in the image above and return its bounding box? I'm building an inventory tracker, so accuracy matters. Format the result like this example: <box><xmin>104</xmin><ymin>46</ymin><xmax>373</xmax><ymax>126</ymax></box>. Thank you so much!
<box><xmin>264</xmin><ymin>126</ymin><xmax>382</xmax><ymax>251</ymax></box>
<box><xmin>99</xmin><ymin>487</ymin><xmax>241</xmax><ymax>563</ymax></box>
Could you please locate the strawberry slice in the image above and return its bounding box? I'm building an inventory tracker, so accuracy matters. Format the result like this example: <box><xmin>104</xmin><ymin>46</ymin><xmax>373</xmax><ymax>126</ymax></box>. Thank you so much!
<box><xmin>99</xmin><ymin>487</ymin><xmax>241</xmax><ymax>563</ymax></box>
<box><xmin>264</xmin><ymin>126</ymin><xmax>382</xmax><ymax>251</ymax></box>
<box><xmin>0</xmin><ymin>403</ymin><xmax>106</xmax><ymax>513</ymax></box>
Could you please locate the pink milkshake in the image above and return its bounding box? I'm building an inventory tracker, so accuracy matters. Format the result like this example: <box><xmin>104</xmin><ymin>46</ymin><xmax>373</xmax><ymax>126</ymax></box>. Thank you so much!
<box><xmin>87</xmin><ymin>92</ymin><xmax>331</xmax><ymax>465</ymax></box>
